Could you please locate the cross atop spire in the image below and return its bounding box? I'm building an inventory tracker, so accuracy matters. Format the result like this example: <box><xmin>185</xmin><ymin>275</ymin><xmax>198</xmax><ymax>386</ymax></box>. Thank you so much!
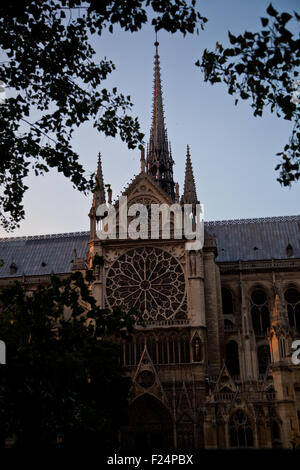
<box><xmin>146</xmin><ymin>41</ymin><xmax>175</xmax><ymax>200</ymax></box>
<box><xmin>181</xmin><ymin>145</ymin><xmax>198</xmax><ymax>205</ymax></box>
<box><xmin>93</xmin><ymin>152</ymin><xmax>106</xmax><ymax>208</ymax></box>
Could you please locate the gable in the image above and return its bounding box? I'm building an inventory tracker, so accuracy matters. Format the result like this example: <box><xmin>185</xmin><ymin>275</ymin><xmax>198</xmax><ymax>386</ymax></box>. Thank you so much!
<box><xmin>120</xmin><ymin>172</ymin><xmax>174</xmax><ymax>206</ymax></box>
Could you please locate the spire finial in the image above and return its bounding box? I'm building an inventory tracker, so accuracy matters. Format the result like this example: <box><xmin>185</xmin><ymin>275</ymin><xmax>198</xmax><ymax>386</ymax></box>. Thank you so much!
<box><xmin>93</xmin><ymin>151</ymin><xmax>106</xmax><ymax>208</ymax></box>
<box><xmin>175</xmin><ymin>182</ymin><xmax>180</xmax><ymax>203</ymax></box>
<box><xmin>272</xmin><ymin>292</ymin><xmax>289</xmax><ymax>328</ymax></box>
<box><xmin>140</xmin><ymin>146</ymin><xmax>146</xmax><ymax>173</ymax></box>
<box><xmin>181</xmin><ymin>145</ymin><xmax>198</xmax><ymax>205</ymax></box>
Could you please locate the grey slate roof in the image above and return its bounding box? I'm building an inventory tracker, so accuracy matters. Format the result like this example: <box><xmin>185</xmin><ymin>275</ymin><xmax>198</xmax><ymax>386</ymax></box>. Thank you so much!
<box><xmin>0</xmin><ymin>215</ymin><xmax>299</xmax><ymax>278</ymax></box>
<box><xmin>0</xmin><ymin>232</ymin><xmax>89</xmax><ymax>278</ymax></box>
<box><xmin>206</xmin><ymin>215</ymin><xmax>300</xmax><ymax>263</ymax></box>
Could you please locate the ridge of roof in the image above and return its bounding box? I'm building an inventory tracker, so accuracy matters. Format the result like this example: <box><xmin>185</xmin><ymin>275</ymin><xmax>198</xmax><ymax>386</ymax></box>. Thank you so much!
<box><xmin>0</xmin><ymin>231</ymin><xmax>89</xmax><ymax>243</ymax></box>
<box><xmin>0</xmin><ymin>215</ymin><xmax>299</xmax><ymax>243</ymax></box>
<box><xmin>205</xmin><ymin>215</ymin><xmax>300</xmax><ymax>226</ymax></box>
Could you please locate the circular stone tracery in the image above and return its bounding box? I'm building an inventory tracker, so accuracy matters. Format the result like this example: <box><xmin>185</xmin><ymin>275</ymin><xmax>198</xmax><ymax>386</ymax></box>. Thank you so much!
<box><xmin>140</xmin><ymin>280</ymin><xmax>151</xmax><ymax>290</ymax></box>
<box><xmin>105</xmin><ymin>247</ymin><xmax>186</xmax><ymax>321</ymax></box>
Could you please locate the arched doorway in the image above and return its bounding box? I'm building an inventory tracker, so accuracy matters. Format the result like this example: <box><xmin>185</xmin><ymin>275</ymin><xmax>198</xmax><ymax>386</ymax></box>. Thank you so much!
<box><xmin>122</xmin><ymin>394</ymin><xmax>173</xmax><ymax>451</ymax></box>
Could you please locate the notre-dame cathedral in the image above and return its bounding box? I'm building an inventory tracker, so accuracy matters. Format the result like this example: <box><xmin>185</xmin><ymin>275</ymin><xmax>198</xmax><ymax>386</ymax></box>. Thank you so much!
<box><xmin>0</xmin><ymin>42</ymin><xmax>300</xmax><ymax>450</ymax></box>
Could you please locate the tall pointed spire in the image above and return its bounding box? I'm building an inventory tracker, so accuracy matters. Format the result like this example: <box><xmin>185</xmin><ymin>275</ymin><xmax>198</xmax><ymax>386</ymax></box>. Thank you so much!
<box><xmin>272</xmin><ymin>291</ymin><xmax>289</xmax><ymax>329</ymax></box>
<box><xmin>146</xmin><ymin>41</ymin><xmax>175</xmax><ymax>200</ymax></box>
<box><xmin>181</xmin><ymin>145</ymin><xmax>198</xmax><ymax>204</ymax></box>
<box><xmin>140</xmin><ymin>146</ymin><xmax>146</xmax><ymax>173</ymax></box>
<box><xmin>93</xmin><ymin>152</ymin><xmax>106</xmax><ymax>208</ymax></box>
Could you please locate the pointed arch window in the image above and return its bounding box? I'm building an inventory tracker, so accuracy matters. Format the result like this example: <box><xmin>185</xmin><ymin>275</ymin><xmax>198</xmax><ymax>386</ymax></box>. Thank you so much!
<box><xmin>120</xmin><ymin>342</ymin><xmax>124</xmax><ymax>366</ymax></box>
<box><xmin>221</xmin><ymin>287</ymin><xmax>234</xmax><ymax>315</ymax></box>
<box><xmin>174</xmin><ymin>336</ymin><xmax>179</xmax><ymax>363</ymax></box>
<box><xmin>163</xmin><ymin>340</ymin><xmax>168</xmax><ymax>364</ymax></box>
<box><xmin>122</xmin><ymin>333</ymin><xmax>193</xmax><ymax>366</ymax></box>
<box><xmin>279</xmin><ymin>338</ymin><xmax>286</xmax><ymax>359</ymax></box>
<box><xmin>180</xmin><ymin>336</ymin><xmax>190</xmax><ymax>363</ymax></box>
<box><xmin>250</xmin><ymin>289</ymin><xmax>270</xmax><ymax>336</ymax></box>
<box><xmin>157</xmin><ymin>337</ymin><xmax>164</xmax><ymax>364</ymax></box>
<box><xmin>225</xmin><ymin>340</ymin><xmax>240</xmax><ymax>376</ymax></box>
<box><xmin>257</xmin><ymin>344</ymin><xmax>270</xmax><ymax>374</ymax></box>
<box><xmin>136</xmin><ymin>336</ymin><xmax>145</xmax><ymax>364</ymax></box>
<box><xmin>224</xmin><ymin>318</ymin><xmax>234</xmax><ymax>332</ymax></box>
<box><xmin>124</xmin><ymin>341</ymin><xmax>135</xmax><ymax>366</ymax></box>
<box><xmin>147</xmin><ymin>335</ymin><xmax>157</xmax><ymax>364</ymax></box>
<box><xmin>229</xmin><ymin>410</ymin><xmax>253</xmax><ymax>448</ymax></box>
<box><xmin>271</xmin><ymin>421</ymin><xmax>281</xmax><ymax>441</ymax></box>
<box><xmin>284</xmin><ymin>287</ymin><xmax>300</xmax><ymax>332</ymax></box>
<box><xmin>168</xmin><ymin>336</ymin><xmax>175</xmax><ymax>364</ymax></box>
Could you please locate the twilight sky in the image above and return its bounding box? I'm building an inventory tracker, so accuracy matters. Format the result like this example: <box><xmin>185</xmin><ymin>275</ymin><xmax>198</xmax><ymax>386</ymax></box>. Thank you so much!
<box><xmin>1</xmin><ymin>0</ymin><xmax>299</xmax><ymax>238</ymax></box>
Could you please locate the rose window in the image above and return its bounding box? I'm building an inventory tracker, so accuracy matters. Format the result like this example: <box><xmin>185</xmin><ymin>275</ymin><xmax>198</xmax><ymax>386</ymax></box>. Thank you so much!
<box><xmin>105</xmin><ymin>247</ymin><xmax>186</xmax><ymax>321</ymax></box>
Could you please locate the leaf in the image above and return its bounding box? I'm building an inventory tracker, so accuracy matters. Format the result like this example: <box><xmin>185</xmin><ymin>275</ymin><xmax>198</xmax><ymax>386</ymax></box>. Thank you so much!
<box><xmin>244</xmin><ymin>31</ymin><xmax>254</xmax><ymax>40</ymax></box>
<box><xmin>240</xmin><ymin>90</ymin><xmax>250</xmax><ymax>100</ymax></box>
<box><xmin>266</xmin><ymin>4</ymin><xmax>278</xmax><ymax>17</ymax></box>
<box><xmin>260</xmin><ymin>17</ymin><xmax>269</xmax><ymax>27</ymax></box>
<box><xmin>280</xmin><ymin>12</ymin><xmax>292</xmax><ymax>25</ymax></box>
<box><xmin>235</xmin><ymin>63</ymin><xmax>245</xmax><ymax>74</ymax></box>
<box><xmin>228</xmin><ymin>31</ymin><xmax>237</xmax><ymax>44</ymax></box>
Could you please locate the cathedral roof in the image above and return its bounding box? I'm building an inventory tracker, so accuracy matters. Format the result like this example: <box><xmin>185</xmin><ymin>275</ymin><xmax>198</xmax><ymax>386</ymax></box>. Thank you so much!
<box><xmin>206</xmin><ymin>215</ymin><xmax>300</xmax><ymax>262</ymax></box>
<box><xmin>0</xmin><ymin>215</ymin><xmax>299</xmax><ymax>278</ymax></box>
<box><xmin>0</xmin><ymin>232</ymin><xmax>89</xmax><ymax>278</ymax></box>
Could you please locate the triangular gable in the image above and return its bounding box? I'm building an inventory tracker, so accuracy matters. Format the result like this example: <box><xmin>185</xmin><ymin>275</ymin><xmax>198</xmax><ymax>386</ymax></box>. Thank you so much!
<box><xmin>118</xmin><ymin>172</ymin><xmax>174</xmax><ymax>206</ymax></box>
<box><xmin>131</xmin><ymin>344</ymin><xmax>169</xmax><ymax>406</ymax></box>
<box><xmin>213</xmin><ymin>361</ymin><xmax>238</xmax><ymax>395</ymax></box>
<box><xmin>177</xmin><ymin>382</ymin><xmax>194</xmax><ymax>420</ymax></box>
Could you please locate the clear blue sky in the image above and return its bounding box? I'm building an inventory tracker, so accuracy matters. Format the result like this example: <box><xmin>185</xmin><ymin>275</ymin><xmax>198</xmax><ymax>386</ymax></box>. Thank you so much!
<box><xmin>1</xmin><ymin>0</ymin><xmax>299</xmax><ymax>238</ymax></box>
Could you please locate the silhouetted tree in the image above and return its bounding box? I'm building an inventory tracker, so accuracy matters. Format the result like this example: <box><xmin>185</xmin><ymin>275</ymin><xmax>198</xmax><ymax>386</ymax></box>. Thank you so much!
<box><xmin>0</xmin><ymin>268</ymin><xmax>138</xmax><ymax>449</ymax></box>
<box><xmin>198</xmin><ymin>3</ymin><xmax>299</xmax><ymax>186</ymax></box>
<box><xmin>0</xmin><ymin>0</ymin><xmax>206</xmax><ymax>230</ymax></box>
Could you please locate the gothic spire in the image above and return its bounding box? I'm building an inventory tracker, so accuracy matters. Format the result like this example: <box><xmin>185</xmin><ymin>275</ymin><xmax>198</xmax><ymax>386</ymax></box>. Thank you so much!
<box><xmin>93</xmin><ymin>152</ymin><xmax>106</xmax><ymax>208</ymax></box>
<box><xmin>146</xmin><ymin>41</ymin><xmax>175</xmax><ymax>200</ymax></box>
<box><xmin>140</xmin><ymin>146</ymin><xmax>146</xmax><ymax>173</ymax></box>
<box><xmin>181</xmin><ymin>145</ymin><xmax>198</xmax><ymax>205</ymax></box>
<box><xmin>272</xmin><ymin>292</ymin><xmax>289</xmax><ymax>329</ymax></box>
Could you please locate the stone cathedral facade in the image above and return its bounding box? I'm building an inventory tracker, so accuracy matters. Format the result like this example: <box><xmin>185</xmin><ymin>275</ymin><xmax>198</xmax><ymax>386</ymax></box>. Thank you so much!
<box><xmin>1</xmin><ymin>43</ymin><xmax>300</xmax><ymax>450</ymax></box>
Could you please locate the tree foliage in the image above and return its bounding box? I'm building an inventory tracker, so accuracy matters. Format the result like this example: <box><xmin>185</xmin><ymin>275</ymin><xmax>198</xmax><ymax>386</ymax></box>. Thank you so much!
<box><xmin>0</xmin><ymin>270</ymin><xmax>138</xmax><ymax>448</ymax></box>
<box><xmin>0</xmin><ymin>0</ymin><xmax>206</xmax><ymax>231</ymax></box>
<box><xmin>197</xmin><ymin>3</ymin><xmax>300</xmax><ymax>186</ymax></box>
